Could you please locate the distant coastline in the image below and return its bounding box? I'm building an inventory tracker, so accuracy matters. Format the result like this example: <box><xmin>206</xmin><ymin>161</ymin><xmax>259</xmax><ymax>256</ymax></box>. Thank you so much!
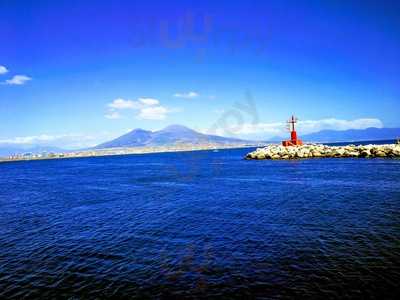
<box><xmin>2</xmin><ymin>139</ymin><xmax>399</xmax><ymax>164</ymax></box>
<box><xmin>2</xmin><ymin>125</ymin><xmax>399</xmax><ymax>163</ymax></box>
<box><xmin>324</xmin><ymin>139</ymin><xmax>397</xmax><ymax>146</ymax></box>
<box><xmin>0</xmin><ymin>143</ymin><xmax>260</xmax><ymax>164</ymax></box>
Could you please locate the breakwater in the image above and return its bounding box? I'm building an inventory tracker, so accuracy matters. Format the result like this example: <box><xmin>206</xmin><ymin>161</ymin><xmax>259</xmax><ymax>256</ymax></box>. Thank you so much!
<box><xmin>245</xmin><ymin>143</ymin><xmax>400</xmax><ymax>160</ymax></box>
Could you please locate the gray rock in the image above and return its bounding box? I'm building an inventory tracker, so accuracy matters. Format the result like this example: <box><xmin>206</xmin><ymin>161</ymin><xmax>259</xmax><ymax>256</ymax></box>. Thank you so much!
<box><xmin>245</xmin><ymin>143</ymin><xmax>400</xmax><ymax>160</ymax></box>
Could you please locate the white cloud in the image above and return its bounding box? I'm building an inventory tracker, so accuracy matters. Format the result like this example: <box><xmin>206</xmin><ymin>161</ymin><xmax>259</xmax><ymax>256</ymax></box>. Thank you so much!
<box><xmin>296</xmin><ymin>118</ymin><xmax>383</xmax><ymax>133</ymax></box>
<box><xmin>107</xmin><ymin>97</ymin><xmax>159</xmax><ymax>110</ymax></box>
<box><xmin>0</xmin><ymin>65</ymin><xmax>8</xmax><ymax>75</ymax></box>
<box><xmin>105</xmin><ymin>97</ymin><xmax>177</xmax><ymax>120</ymax></box>
<box><xmin>138</xmin><ymin>106</ymin><xmax>169</xmax><ymax>120</ymax></box>
<box><xmin>4</xmin><ymin>75</ymin><xmax>32</xmax><ymax>85</ymax></box>
<box><xmin>173</xmin><ymin>91</ymin><xmax>199</xmax><ymax>99</ymax></box>
<box><xmin>105</xmin><ymin>111</ymin><xmax>122</xmax><ymax>119</ymax></box>
<box><xmin>0</xmin><ymin>134</ymin><xmax>61</xmax><ymax>145</ymax></box>
<box><xmin>209</xmin><ymin>118</ymin><xmax>384</xmax><ymax>139</ymax></box>
<box><xmin>0</xmin><ymin>132</ymin><xmax>116</xmax><ymax>149</ymax></box>
<box><xmin>108</xmin><ymin>98</ymin><xmax>140</xmax><ymax>109</ymax></box>
<box><xmin>138</xmin><ymin>97</ymin><xmax>159</xmax><ymax>106</ymax></box>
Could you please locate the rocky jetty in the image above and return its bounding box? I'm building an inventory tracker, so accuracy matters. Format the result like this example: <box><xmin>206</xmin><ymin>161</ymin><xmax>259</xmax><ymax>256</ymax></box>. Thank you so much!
<box><xmin>245</xmin><ymin>143</ymin><xmax>400</xmax><ymax>160</ymax></box>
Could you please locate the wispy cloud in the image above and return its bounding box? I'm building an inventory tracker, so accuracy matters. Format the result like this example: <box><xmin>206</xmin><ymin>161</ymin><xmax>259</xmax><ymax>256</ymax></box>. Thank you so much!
<box><xmin>0</xmin><ymin>65</ymin><xmax>8</xmax><ymax>75</ymax></box>
<box><xmin>297</xmin><ymin>118</ymin><xmax>383</xmax><ymax>132</ymax></box>
<box><xmin>0</xmin><ymin>134</ymin><xmax>63</xmax><ymax>145</ymax></box>
<box><xmin>104</xmin><ymin>111</ymin><xmax>122</xmax><ymax>119</ymax></box>
<box><xmin>106</xmin><ymin>97</ymin><xmax>177</xmax><ymax>120</ymax></box>
<box><xmin>0</xmin><ymin>66</ymin><xmax>32</xmax><ymax>85</ymax></box>
<box><xmin>173</xmin><ymin>91</ymin><xmax>199</xmax><ymax>99</ymax></box>
<box><xmin>209</xmin><ymin>118</ymin><xmax>384</xmax><ymax>139</ymax></box>
<box><xmin>4</xmin><ymin>75</ymin><xmax>32</xmax><ymax>85</ymax></box>
<box><xmin>108</xmin><ymin>98</ymin><xmax>139</xmax><ymax>109</ymax></box>
<box><xmin>138</xmin><ymin>106</ymin><xmax>169</xmax><ymax>120</ymax></box>
<box><xmin>138</xmin><ymin>97</ymin><xmax>159</xmax><ymax>106</ymax></box>
<box><xmin>0</xmin><ymin>132</ymin><xmax>116</xmax><ymax>149</ymax></box>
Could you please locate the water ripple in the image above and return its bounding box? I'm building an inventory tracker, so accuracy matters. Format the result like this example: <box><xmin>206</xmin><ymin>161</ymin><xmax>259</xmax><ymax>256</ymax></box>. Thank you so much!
<box><xmin>0</xmin><ymin>149</ymin><xmax>399</xmax><ymax>298</ymax></box>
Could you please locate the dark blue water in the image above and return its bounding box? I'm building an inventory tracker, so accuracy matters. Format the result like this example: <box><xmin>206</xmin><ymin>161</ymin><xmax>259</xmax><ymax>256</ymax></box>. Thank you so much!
<box><xmin>1</xmin><ymin>148</ymin><xmax>400</xmax><ymax>299</ymax></box>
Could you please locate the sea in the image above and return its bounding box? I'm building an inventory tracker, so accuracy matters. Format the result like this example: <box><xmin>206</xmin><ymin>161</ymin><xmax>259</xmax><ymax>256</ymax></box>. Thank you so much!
<box><xmin>0</xmin><ymin>145</ymin><xmax>399</xmax><ymax>299</ymax></box>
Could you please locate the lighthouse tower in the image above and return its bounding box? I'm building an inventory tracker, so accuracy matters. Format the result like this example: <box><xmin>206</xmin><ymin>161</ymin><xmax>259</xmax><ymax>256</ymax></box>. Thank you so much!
<box><xmin>282</xmin><ymin>115</ymin><xmax>303</xmax><ymax>146</ymax></box>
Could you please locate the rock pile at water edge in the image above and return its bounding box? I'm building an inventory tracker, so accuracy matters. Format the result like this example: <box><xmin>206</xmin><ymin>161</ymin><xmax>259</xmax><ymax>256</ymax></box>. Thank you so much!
<box><xmin>245</xmin><ymin>144</ymin><xmax>400</xmax><ymax>160</ymax></box>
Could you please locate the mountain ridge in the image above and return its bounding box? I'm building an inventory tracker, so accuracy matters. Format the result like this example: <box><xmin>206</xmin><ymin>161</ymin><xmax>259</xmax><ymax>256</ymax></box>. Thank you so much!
<box><xmin>0</xmin><ymin>146</ymin><xmax>68</xmax><ymax>157</ymax></box>
<box><xmin>2</xmin><ymin>126</ymin><xmax>399</xmax><ymax>157</ymax></box>
<box><xmin>94</xmin><ymin>124</ymin><xmax>251</xmax><ymax>149</ymax></box>
<box><xmin>271</xmin><ymin>127</ymin><xmax>400</xmax><ymax>143</ymax></box>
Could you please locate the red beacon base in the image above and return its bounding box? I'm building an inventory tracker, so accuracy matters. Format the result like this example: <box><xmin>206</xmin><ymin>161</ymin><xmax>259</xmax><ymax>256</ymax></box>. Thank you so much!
<box><xmin>282</xmin><ymin>115</ymin><xmax>303</xmax><ymax>146</ymax></box>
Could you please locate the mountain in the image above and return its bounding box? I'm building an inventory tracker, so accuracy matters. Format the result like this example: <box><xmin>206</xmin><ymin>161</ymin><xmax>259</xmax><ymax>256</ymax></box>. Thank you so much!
<box><xmin>95</xmin><ymin>125</ymin><xmax>251</xmax><ymax>149</ymax></box>
<box><xmin>95</xmin><ymin>129</ymin><xmax>153</xmax><ymax>148</ymax></box>
<box><xmin>0</xmin><ymin>145</ymin><xmax>67</xmax><ymax>157</ymax></box>
<box><xmin>272</xmin><ymin>127</ymin><xmax>400</xmax><ymax>143</ymax></box>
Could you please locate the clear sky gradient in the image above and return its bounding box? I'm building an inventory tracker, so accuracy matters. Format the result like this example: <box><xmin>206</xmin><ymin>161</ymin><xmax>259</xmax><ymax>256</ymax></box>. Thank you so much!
<box><xmin>1</xmin><ymin>0</ymin><xmax>399</xmax><ymax>147</ymax></box>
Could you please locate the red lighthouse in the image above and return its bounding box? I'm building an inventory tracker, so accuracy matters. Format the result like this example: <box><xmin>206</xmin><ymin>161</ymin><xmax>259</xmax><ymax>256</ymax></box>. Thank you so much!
<box><xmin>282</xmin><ymin>115</ymin><xmax>303</xmax><ymax>146</ymax></box>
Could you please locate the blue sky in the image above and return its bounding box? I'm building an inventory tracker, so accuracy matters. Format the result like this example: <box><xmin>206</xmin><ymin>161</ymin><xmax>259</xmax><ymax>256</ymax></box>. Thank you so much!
<box><xmin>1</xmin><ymin>0</ymin><xmax>399</xmax><ymax>148</ymax></box>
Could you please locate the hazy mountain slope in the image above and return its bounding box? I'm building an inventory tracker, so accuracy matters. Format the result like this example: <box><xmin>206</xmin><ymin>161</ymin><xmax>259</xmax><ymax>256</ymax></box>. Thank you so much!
<box><xmin>271</xmin><ymin>127</ymin><xmax>400</xmax><ymax>143</ymax></box>
<box><xmin>95</xmin><ymin>125</ymin><xmax>250</xmax><ymax>149</ymax></box>
<box><xmin>96</xmin><ymin>129</ymin><xmax>153</xmax><ymax>148</ymax></box>
<box><xmin>301</xmin><ymin>127</ymin><xmax>400</xmax><ymax>142</ymax></box>
<box><xmin>0</xmin><ymin>146</ymin><xmax>67</xmax><ymax>157</ymax></box>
